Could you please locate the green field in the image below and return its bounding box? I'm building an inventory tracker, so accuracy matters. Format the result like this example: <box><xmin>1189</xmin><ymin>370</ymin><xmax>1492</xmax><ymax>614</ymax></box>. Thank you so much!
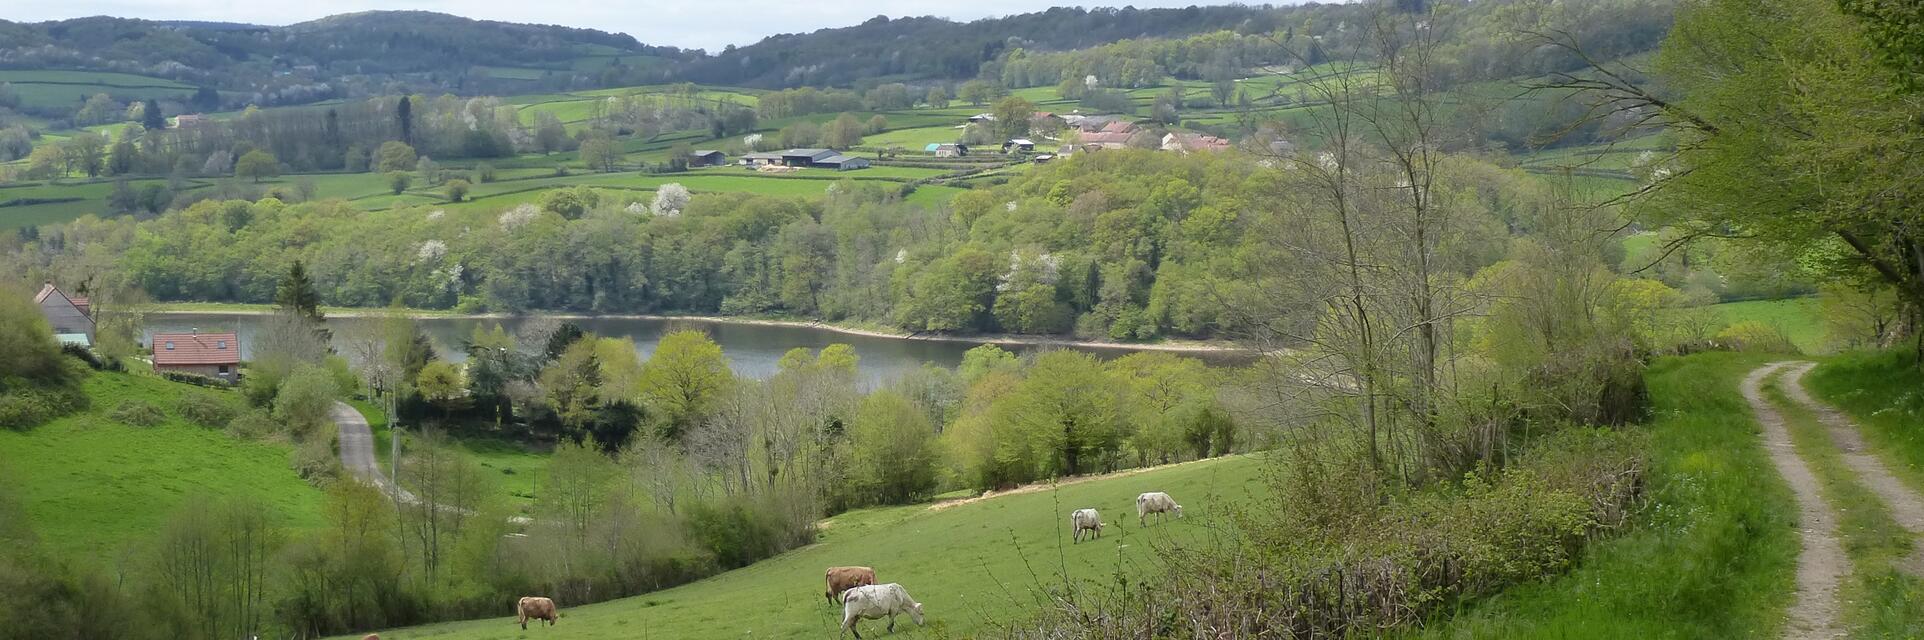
<box><xmin>1709</xmin><ymin>297</ymin><xmax>1824</xmax><ymax>353</ymax></box>
<box><xmin>337</xmin><ymin>455</ymin><xmax>1263</xmax><ymax>639</ymax></box>
<box><xmin>0</xmin><ymin>371</ymin><xmax>327</xmax><ymax>562</ymax></box>
<box><xmin>1413</xmin><ymin>352</ymin><xmax>1796</xmax><ymax>638</ymax></box>
<box><xmin>0</xmin><ymin>70</ymin><xmax>200</xmax><ymax>110</ymax></box>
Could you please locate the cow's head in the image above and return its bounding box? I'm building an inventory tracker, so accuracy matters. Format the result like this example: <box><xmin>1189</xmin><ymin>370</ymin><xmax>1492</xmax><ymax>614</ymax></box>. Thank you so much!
<box><xmin>909</xmin><ymin>601</ymin><xmax>925</xmax><ymax>625</ymax></box>
<box><xmin>1174</xmin><ymin>504</ymin><xmax>1184</xmax><ymax>519</ymax></box>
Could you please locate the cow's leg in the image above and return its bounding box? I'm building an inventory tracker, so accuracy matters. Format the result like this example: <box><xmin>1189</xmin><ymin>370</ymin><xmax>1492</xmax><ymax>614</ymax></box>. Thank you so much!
<box><xmin>888</xmin><ymin>613</ymin><xmax>896</xmax><ymax>632</ymax></box>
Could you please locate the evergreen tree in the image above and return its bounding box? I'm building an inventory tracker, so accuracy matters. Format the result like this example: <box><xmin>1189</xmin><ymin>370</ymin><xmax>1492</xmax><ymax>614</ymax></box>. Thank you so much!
<box><xmin>275</xmin><ymin>260</ymin><xmax>325</xmax><ymax>324</ymax></box>
<box><xmin>397</xmin><ymin>96</ymin><xmax>414</xmax><ymax>146</ymax></box>
<box><xmin>140</xmin><ymin>98</ymin><xmax>164</xmax><ymax>131</ymax></box>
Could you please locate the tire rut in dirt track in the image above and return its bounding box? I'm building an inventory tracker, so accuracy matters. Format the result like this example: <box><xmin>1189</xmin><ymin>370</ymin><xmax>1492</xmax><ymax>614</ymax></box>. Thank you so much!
<box><xmin>1741</xmin><ymin>362</ymin><xmax>1847</xmax><ymax>640</ymax></box>
<box><xmin>1780</xmin><ymin>362</ymin><xmax>1924</xmax><ymax>575</ymax></box>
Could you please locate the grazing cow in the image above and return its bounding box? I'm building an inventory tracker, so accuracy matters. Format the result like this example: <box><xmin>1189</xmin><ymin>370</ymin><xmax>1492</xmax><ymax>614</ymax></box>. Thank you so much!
<box><xmin>516</xmin><ymin>596</ymin><xmax>557</xmax><ymax>629</ymax></box>
<box><xmin>1071</xmin><ymin>508</ymin><xmax>1104</xmax><ymax>543</ymax></box>
<box><xmin>1136</xmin><ymin>492</ymin><xmax>1184</xmax><ymax>526</ymax></box>
<box><xmin>840</xmin><ymin>583</ymin><xmax>925</xmax><ymax>639</ymax></box>
<box><xmin>825</xmin><ymin>566</ymin><xmax>877</xmax><ymax>604</ymax></box>
<box><xmin>361</xmin><ymin>635</ymin><xmax>379</xmax><ymax>640</ymax></box>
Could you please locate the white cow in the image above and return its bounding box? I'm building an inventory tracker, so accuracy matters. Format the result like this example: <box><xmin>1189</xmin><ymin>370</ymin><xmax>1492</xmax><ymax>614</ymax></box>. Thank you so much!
<box><xmin>1071</xmin><ymin>508</ymin><xmax>1104</xmax><ymax>543</ymax></box>
<box><xmin>1136</xmin><ymin>492</ymin><xmax>1184</xmax><ymax>526</ymax></box>
<box><xmin>840</xmin><ymin>583</ymin><xmax>925</xmax><ymax>639</ymax></box>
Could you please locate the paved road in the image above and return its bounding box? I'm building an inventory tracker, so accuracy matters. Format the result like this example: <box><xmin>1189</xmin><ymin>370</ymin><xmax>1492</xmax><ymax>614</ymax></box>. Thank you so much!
<box><xmin>331</xmin><ymin>401</ymin><xmax>413</xmax><ymax>500</ymax></box>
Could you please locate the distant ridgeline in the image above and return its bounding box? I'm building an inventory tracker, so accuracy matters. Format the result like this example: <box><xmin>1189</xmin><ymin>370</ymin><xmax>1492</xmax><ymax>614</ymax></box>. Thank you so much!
<box><xmin>0</xmin><ymin>0</ymin><xmax>1674</xmax><ymax>113</ymax></box>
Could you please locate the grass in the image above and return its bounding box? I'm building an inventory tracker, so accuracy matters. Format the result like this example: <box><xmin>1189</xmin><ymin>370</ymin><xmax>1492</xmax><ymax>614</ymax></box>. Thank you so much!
<box><xmin>1763</xmin><ymin>372</ymin><xmax>1924</xmax><ymax>637</ymax></box>
<box><xmin>0</xmin><ymin>370</ymin><xmax>327</xmax><ymax>563</ymax></box>
<box><xmin>1412</xmin><ymin>352</ymin><xmax>1797</xmax><ymax>638</ymax></box>
<box><xmin>334</xmin><ymin>454</ymin><xmax>1263</xmax><ymax>639</ymax></box>
<box><xmin>1808</xmin><ymin>350</ymin><xmax>1924</xmax><ymax>499</ymax></box>
<box><xmin>1711</xmin><ymin>298</ymin><xmax>1825</xmax><ymax>354</ymax></box>
<box><xmin>0</xmin><ymin>69</ymin><xmax>198</xmax><ymax>110</ymax></box>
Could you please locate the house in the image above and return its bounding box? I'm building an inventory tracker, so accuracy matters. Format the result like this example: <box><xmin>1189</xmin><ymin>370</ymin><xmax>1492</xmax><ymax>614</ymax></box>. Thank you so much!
<box><xmin>687</xmin><ymin>150</ymin><xmax>727</xmax><ymax>167</ymax></box>
<box><xmin>173</xmin><ymin>114</ymin><xmax>205</xmax><ymax>129</ymax></box>
<box><xmin>1069</xmin><ymin>115</ymin><xmax>1119</xmax><ymax>132</ymax></box>
<box><xmin>1031</xmin><ymin>111</ymin><xmax>1065</xmax><ymax>129</ymax></box>
<box><xmin>1100</xmin><ymin>120</ymin><xmax>1137</xmax><ymax>135</ymax></box>
<box><xmin>968</xmin><ymin>113</ymin><xmax>996</xmax><ymax>123</ymax></box>
<box><xmin>34</xmin><ymin>282</ymin><xmax>93</xmax><ymax>345</ymax></box>
<box><xmin>1078</xmin><ymin>131</ymin><xmax>1134</xmax><ymax>149</ymax></box>
<box><xmin>1161</xmin><ymin>132</ymin><xmax>1232</xmax><ymax>153</ymax></box>
<box><xmin>816</xmin><ymin>154</ymin><xmax>871</xmax><ymax>171</ymax></box>
<box><xmin>1002</xmin><ymin>138</ymin><xmax>1036</xmax><ymax>154</ymax></box>
<box><xmin>1032</xmin><ymin>154</ymin><xmax>1056</xmax><ymax>164</ymax></box>
<box><xmin>151</xmin><ymin>331</ymin><xmax>241</xmax><ymax>381</ymax></box>
<box><xmin>780</xmin><ymin>148</ymin><xmax>839</xmax><ymax>167</ymax></box>
<box><xmin>925</xmin><ymin>143</ymin><xmax>968</xmax><ymax>157</ymax></box>
<box><xmin>741</xmin><ymin>151</ymin><xmax>784</xmax><ymax>167</ymax></box>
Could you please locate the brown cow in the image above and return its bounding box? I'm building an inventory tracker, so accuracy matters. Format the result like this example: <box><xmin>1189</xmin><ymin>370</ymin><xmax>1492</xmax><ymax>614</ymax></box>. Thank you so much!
<box><xmin>517</xmin><ymin>596</ymin><xmax>558</xmax><ymax>629</ymax></box>
<box><xmin>824</xmin><ymin>566</ymin><xmax>876</xmax><ymax>604</ymax></box>
<box><xmin>361</xmin><ymin>636</ymin><xmax>379</xmax><ymax>640</ymax></box>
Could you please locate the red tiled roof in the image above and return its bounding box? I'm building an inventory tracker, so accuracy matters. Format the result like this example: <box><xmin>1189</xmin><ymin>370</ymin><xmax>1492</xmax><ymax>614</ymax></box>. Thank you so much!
<box><xmin>152</xmin><ymin>332</ymin><xmax>241</xmax><ymax>366</ymax></box>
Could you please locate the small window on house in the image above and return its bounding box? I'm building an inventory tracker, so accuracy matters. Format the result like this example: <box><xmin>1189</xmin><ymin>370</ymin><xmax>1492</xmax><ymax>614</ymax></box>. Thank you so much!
<box><xmin>216</xmin><ymin>340</ymin><xmax>227</xmax><ymax>349</ymax></box>
<box><xmin>218</xmin><ymin>365</ymin><xmax>230</xmax><ymax>374</ymax></box>
<box><xmin>163</xmin><ymin>341</ymin><xmax>174</xmax><ymax>350</ymax></box>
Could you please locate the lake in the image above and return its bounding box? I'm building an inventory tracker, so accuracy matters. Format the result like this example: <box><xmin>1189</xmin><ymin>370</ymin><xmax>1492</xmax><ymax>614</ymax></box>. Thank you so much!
<box><xmin>143</xmin><ymin>313</ymin><xmax>1250</xmax><ymax>387</ymax></box>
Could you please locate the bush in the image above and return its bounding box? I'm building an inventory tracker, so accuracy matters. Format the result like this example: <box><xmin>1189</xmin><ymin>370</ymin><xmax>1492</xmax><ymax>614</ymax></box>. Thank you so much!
<box><xmin>1715</xmin><ymin>321</ymin><xmax>1798</xmax><ymax>353</ymax></box>
<box><xmin>290</xmin><ymin>423</ymin><xmax>341</xmax><ymax>485</ymax></box>
<box><xmin>226</xmin><ymin>409</ymin><xmax>277</xmax><ymax>439</ymax></box>
<box><xmin>0</xmin><ymin>381</ymin><xmax>89</xmax><ymax>430</ymax></box>
<box><xmin>160</xmin><ymin>370</ymin><xmax>229</xmax><ymax>387</ymax></box>
<box><xmin>108</xmin><ymin>400</ymin><xmax>167</xmax><ymax>427</ymax></box>
<box><xmin>175</xmin><ymin>392</ymin><xmax>237</xmax><ymax>427</ymax></box>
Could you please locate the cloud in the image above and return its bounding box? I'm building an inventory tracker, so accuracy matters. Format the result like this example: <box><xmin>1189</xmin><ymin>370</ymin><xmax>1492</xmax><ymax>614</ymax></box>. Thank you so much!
<box><xmin>15</xmin><ymin>0</ymin><xmax>1253</xmax><ymax>51</ymax></box>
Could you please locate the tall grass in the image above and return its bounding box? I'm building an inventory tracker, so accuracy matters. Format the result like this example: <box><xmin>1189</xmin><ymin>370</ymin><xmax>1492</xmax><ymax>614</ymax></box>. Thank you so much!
<box><xmin>1808</xmin><ymin>350</ymin><xmax>1924</xmax><ymax>493</ymax></box>
<box><xmin>1411</xmin><ymin>353</ymin><xmax>1796</xmax><ymax>638</ymax></box>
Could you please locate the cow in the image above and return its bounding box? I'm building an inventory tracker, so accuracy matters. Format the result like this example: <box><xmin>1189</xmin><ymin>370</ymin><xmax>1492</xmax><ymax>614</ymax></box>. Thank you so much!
<box><xmin>1071</xmin><ymin>508</ymin><xmax>1104</xmax><ymax>543</ymax></box>
<box><xmin>1136</xmin><ymin>492</ymin><xmax>1184</xmax><ymax>526</ymax></box>
<box><xmin>516</xmin><ymin>596</ymin><xmax>557</xmax><ymax>629</ymax></box>
<box><xmin>825</xmin><ymin>566</ymin><xmax>877</xmax><ymax>604</ymax></box>
<box><xmin>361</xmin><ymin>636</ymin><xmax>379</xmax><ymax>640</ymax></box>
<box><xmin>840</xmin><ymin>583</ymin><xmax>925</xmax><ymax>639</ymax></box>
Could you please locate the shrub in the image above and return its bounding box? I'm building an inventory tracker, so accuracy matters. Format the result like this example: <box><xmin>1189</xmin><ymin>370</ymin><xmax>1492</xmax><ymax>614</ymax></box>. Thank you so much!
<box><xmin>108</xmin><ymin>400</ymin><xmax>167</xmax><ymax>427</ymax></box>
<box><xmin>175</xmin><ymin>392</ymin><xmax>237</xmax><ymax>427</ymax></box>
<box><xmin>290</xmin><ymin>422</ymin><xmax>341</xmax><ymax>485</ymax></box>
<box><xmin>1715</xmin><ymin>321</ymin><xmax>1798</xmax><ymax>353</ymax></box>
<box><xmin>160</xmin><ymin>370</ymin><xmax>229</xmax><ymax>387</ymax></box>
<box><xmin>0</xmin><ymin>382</ymin><xmax>89</xmax><ymax>430</ymax></box>
<box><xmin>226</xmin><ymin>409</ymin><xmax>277</xmax><ymax>439</ymax></box>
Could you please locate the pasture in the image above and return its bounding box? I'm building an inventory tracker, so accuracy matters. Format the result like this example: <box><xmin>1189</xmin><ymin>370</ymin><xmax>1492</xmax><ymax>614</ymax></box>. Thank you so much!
<box><xmin>0</xmin><ymin>371</ymin><xmax>327</xmax><ymax>562</ymax></box>
<box><xmin>1707</xmin><ymin>297</ymin><xmax>1824</xmax><ymax>353</ymax></box>
<box><xmin>335</xmin><ymin>454</ymin><xmax>1264</xmax><ymax>639</ymax></box>
<box><xmin>0</xmin><ymin>69</ymin><xmax>200</xmax><ymax>111</ymax></box>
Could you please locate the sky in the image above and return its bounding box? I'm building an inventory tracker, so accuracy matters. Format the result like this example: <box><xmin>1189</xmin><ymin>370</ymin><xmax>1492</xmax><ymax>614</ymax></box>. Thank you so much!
<box><xmin>11</xmin><ymin>1</ymin><xmax>1270</xmax><ymax>52</ymax></box>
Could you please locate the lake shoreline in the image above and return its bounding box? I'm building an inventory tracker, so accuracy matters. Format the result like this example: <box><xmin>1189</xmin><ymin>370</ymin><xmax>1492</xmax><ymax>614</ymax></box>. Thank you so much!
<box><xmin>143</xmin><ymin>305</ymin><xmax>1256</xmax><ymax>355</ymax></box>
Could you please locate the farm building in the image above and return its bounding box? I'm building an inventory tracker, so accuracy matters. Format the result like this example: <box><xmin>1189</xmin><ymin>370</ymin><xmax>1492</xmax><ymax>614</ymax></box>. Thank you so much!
<box><xmin>1078</xmin><ymin>131</ymin><xmax>1134</xmax><ymax>149</ymax></box>
<box><xmin>968</xmin><ymin>113</ymin><xmax>996</xmax><ymax>123</ymax></box>
<box><xmin>742</xmin><ymin>151</ymin><xmax>784</xmax><ymax>166</ymax></box>
<box><xmin>1002</xmin><ymin>139</ymin><xmax>1036</xmax><ymax>154</ymax></box>
<box><xmin>688</xmin><ymin>150</ymin><xmax>727</xmax><ymax>167</ymax></box>
<box><xmin>173</xmin><ymin>114</ymin><xmax>205</xmax><ymax>129</ymax></box>
<box><xmin>1162</xmin><ymin>132</ymin><xmax>1232</xmax><ymax>153</ymax></box>
<box><xmin>925</xmin><ymin>143</ymin><xmax>969</xmax><ymax>157</ymax></box>
<box><xmin>151</xmin><ymin>331</ymin><xmax>241</xmax><ymax>381</ymax></box>
<box><xmin>780</xmin><ymin>149</ymin><xmax>839</xmax><ymax>167</ymax></box>
<box><xmin>816</xmin><ymin>154</ymin><xmax>871</xmax><ymax>171</ymax></box>
<box><xmin>34</xmin><ymin>282</ymin><xmax>93</xmax><ymax>345</ymax></box>
<box><xmin>1067</xmin><ymin>115</ymin><xmax>1121</xmax><ymax>132</ymax></box>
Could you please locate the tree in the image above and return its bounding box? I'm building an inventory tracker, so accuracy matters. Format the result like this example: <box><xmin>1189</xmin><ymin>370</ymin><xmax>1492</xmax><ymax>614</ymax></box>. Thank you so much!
<box><xmin>416</xmin><ymin>156</ymin><xmax>440</xmax><ymax>186</ymax></box>
<box><xmin>67</xmin><ymin>133</ymin><xmax>106</xmax><ymax>178</ymax></box>
<box><xmin>958</xmin><ymin>80</ymin><xmax>1001</xmax><ymax>106</ymax></box>
<box><xmin>275</xmin><ymin>260</ymin><xmax>324</xmax><ymax>324</ymax></box>
<box><xmin>651</xmin><ymin>183</ymin><xmax>690</xmax><ymax>216</ymax></box>
<box><xmin>992</xmin><ymin>96</ymin><xmax>1036</xmax><ymax>140</ymax></box>
<box><xmin>0</xmin><ymin>281</ymin><xmax>66</xmax><ymax>382</ymax></box>
<box><xmin>847</xmin><ymin>391</ymin><xmax>938</xmax><ymax>505</ymax></box>
<box><xmin>637</xmin><ymin>330</ymin><xmax>732</xmax><ymax>442</ymax></box>
<box><xmin>274</xmin><ymin>364</ymin><xmax>340</xmax><ymax>436</ymax></box>
<box><xmin>416</xmin><ymin>361</ymin><xmax>465</xmax><ymax>415</ymax></box>
<box><xmin>534</xmin><ymin>112</ymin><xmax>569</xmax><ymax>154</ymax></box>
<box><xmin>579</xmin><ymin>137</ymin><xmax>620</xmax><ymax>172</ymax></box>
<box><xmin>541</xmin><ymin>186</ymin><xmax>599</xmax><ymax>220</ymax></box>
<box><xmin>779</xmin><ymin>121</ymin><xmax>821</xmax><ymax>148</ymax></box>
<box><xmin>235</xmin><ymin>150</ymin><xmax>280</xmax><ymax>183</ymax></box>
<box><xmin>375</xmin><ymin>141</ymin><xmax>417</xmax><ymax>173</ymax></box>
<box><xmin>993</xmin><ymin>350</ymin><xmax>1129</xmax><ymax>478</ymax></box>
<box><xmin>866</xmin><ymin>114</ymin><xmax>889</xmax><ymax>135</ymax></box>
<box><xmin>139</xmin><ymin>98</ymin><xmax>165</xmax><ymax>130</ymax></box>
<box><xmin>396</xmin><ymin>95</ymin><xmax>414</xmax><ymax>145</ymax></box>
<box><xmin>385</xmin><ymin>171</ymin><xmax>412</xmax><ymax>195</ymax></box>
<box><xmin>925</xmin><ymin>86</ymin><xmax>950</xmax><ymax>109</ymax></box>
<box><xmin>444</xmin><ymin>178</ymin><xmax>470</xmax><ymax>202</ymax></box>
<box><xmin>822</xmin><ymin>113</ymin><xmax>865</xmax><ymax>149</ymax></box>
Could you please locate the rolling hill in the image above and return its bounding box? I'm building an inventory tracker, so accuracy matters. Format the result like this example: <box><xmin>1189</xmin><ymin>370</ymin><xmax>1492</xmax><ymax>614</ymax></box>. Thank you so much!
<box><xmin>334</xmin><ymin>454</ymin><xmax>1264</xmax><ymax>639</ymax></box>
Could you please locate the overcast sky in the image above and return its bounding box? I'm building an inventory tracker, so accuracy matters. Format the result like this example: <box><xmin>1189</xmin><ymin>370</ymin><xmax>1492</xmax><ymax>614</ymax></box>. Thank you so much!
<box><xmin>13</xmin><ymin>1</ymin><xmax>1269</xmax><ymax>52</ymax></box>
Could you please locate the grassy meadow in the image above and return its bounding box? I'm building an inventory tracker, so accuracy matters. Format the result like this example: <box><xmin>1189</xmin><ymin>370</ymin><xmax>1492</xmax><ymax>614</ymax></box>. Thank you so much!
<box><xmin>0</xmin><ymin>69</ymin><xmax>200</xmax><ymax>111</ymax></box>
<box><xmin>335</xmin><ymin>454</ymin><xmax>1264</xmax><ymax>639</ymax></box>
<box><xmin>1411</xmin><ymin>353</ymin><xmax>1797</xmax><ymax>639</ymax></box>
<box><xmin>0</xmin><ymin>370</ymin><xmax>327</xmax><ymax>562</ymax></box>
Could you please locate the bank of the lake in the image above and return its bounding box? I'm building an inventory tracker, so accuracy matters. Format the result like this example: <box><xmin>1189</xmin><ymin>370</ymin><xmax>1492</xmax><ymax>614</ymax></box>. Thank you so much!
<box><xmin>140</xmin><ymin>305</ymin><xmax>1254</xmax><ymax>387</ymax></box>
